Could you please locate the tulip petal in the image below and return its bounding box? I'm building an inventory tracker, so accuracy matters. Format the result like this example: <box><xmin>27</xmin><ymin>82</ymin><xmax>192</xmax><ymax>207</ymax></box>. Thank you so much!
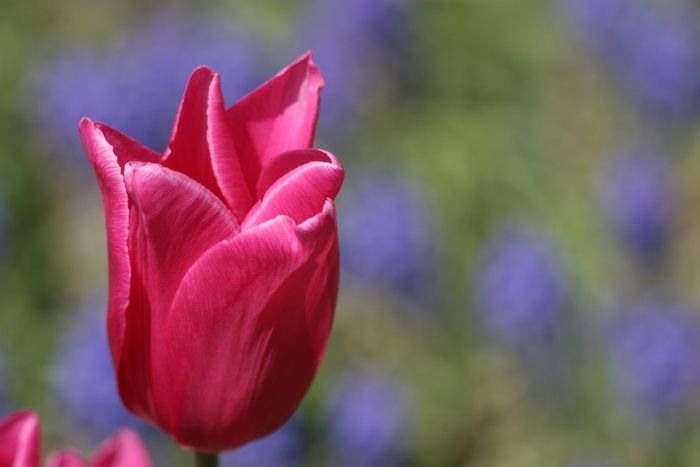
<box><xmin>227</xmin><ymin>52</ymin><xmax>324</xmax><ymax>194</ymax></box>
<box><xmin>161</xmin><ymin>67</ymin><xmax>228</xmax><ymax>207</ymax></box>
<box><xmin>0</xmin><ymin>410</ymin><xmax>41</xmax><ymax>467</ymax></box>
<box><xmin>162</xmin><ymin>202</ymin><xmax>338</xmax><ymax>451</ymax></box>
<box><xmin>79</xmin><ymin>119</ymin><xmax>133</xmax><ymax>368</ymax></box>
<box><xmin>207</xmin><ymin>74</ymin><xmax>255</xmax><ymax>222</ymax></box>
<box><xmin>45</xmin><ymin>451</ymin><xmax>86</xmax><ymax>467</ymax></box>
<box><xmin>255</xmin><ymin>148</ymin><xmax>331</xmax><ymax>199</ymax></box>
<box><xmin>96</xmin><ymin>124</ymin><xmax>163</xmax><ymax>168</ymax></box>
<box><xmin>91</xmin><ymin>429</ymin><xmax>153</xmax><ymax>467</ymax></box>
<box><xmin>120</xmin><ymin>162</ymin><xmax>239</xmax><ymax>424</ymax></box>
<box><xmin>242</xmin><ymin>150</ymin><xmax>343</xmax><ymax>229</ymax></box>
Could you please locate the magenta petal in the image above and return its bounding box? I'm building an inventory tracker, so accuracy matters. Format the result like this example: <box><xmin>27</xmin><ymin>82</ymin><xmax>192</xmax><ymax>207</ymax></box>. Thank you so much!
<box><xmin>227</xmin><ymin>52</ymin><xmax>325</xmax><ymax>193</ymax></box>
<box><xmin>162</xmin><ymin>67</ymin><xmax>227</xmax><ymax>205</ymax></box>
<box><xmin>207</xmin><ymin>73</ymin><xmax>255</xmax><ymax>222</ymax></box>
<box><xmin>90</xmin><ymin>429</ymin><xmax>153</xmax><ymax>467</ymax></box>
<box><xmin>96</xmin><ymin>123</ymin><xmax>163</xmax><ymax>168</ymax></box>
<box><xmin>255</xmin><ymin>148</ymin><xmax>332</xmax><ymax>200</ymax></box>
<box><xmin>162</xmin><ymin>203</ymin><xmax>338</xmax><ymax>451</ymax></box>
<box><xmin>0</xmin><ymin>411</ymin><xmax>41</xmax><ymax>467</ymax></box>
<box><xmin>45</xmin><ymin>451</ymin><xmax>86</xmax><ymax>467</ymax></box>
<box><xmin>121</xmin><ymin>162</ymin><xmax>239</xmax><ymax>426</ymax></box>
<box><xmin>243</xmin><ymin>150</ymin><xmax>343</xmax><ymax>229</ymax></box>
<box><xmin>79</xmin><ymin>119</ymin><xmax>132</xmax><ymax>367</ymax></box>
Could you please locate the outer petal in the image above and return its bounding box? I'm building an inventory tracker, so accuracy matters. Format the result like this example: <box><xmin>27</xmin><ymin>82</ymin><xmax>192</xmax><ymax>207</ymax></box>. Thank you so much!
<box><xmin>242</xmin><ymin>150</ymin><xmax>343</xmax><ymax>229</ymax></box>
<box><xmin>227</xmin><ymin>52</ymin><xmax>325</xmax><ymax>194</ymax></box>
<box><xmin>79</xmin><ymin>119</ymin><xmax>133</xmax><ymax>378</ymax></box>
<box><xmin>119</xmin><ymin>162</ymin><xmax>239</xmax><ymax>425</ymax></box>
<box><xmin>0</xmin><ymin>410</ymin><xmax>41</xmax><ymax>467</ymax></box>
<box><xmin>161</xmin><ymin>201</ymin><xmax>339</xmax><ymax>451</ymax></box>
<box><xmin>95</xmin><ymin>124</ymin><xmax>162</xmax><ymax>168</ymax></box>
<box><xmin>161</xmin><ymin>68</ymin><xmax>230</xmax><ymax>210</ymax></box>
<box><xmin>91</xmin><ymin>429</ymin><xmax>153</xmax><ymax>467</ymax></box>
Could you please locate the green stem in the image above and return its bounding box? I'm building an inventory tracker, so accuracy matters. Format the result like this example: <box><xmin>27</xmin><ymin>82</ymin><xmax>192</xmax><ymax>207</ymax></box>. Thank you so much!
<box><xmin>195</xmin><ymin>452</ymin><xmax>219</xmax><ymax>467</ymax></box>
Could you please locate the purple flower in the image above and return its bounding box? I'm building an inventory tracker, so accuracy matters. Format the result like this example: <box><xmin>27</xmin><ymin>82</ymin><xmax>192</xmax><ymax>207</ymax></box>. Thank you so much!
<box><xmin>562</xmin><ymin>0</ymin><xmax>700</xmax><ymax>118</ymax></box>
<box><xmin>338</xmin><ymin>174</ymin><xmax>435</xmax><ymax>301</ymax></box>
<box><xmin>474</xmin><ymin>225</ymin><xmax>568</xmax><ymax>345</ymax></box>
<box><xmin>324</xmin><ymin>372</ymin><xmax>412</xmax><ymax>467</ymax></box>
<box><xmin>31</xmin><ymin>14</ymin><xmax>261</xmax><ymax>161</ymax></box>
<box><xmin>600</xmin><ymin>150</ymin><xmax>675</xmax><ymax>259</ymax></box>
<box><xmin>296</xmin><ymin>0</ymin><xmax>412</xmax><ymax>130</ymax></box>
<box><xmin>50</xmin><ymin>303</ymin><xmax>158</xmax><ymax>441</ymax></box>
<box><xmin>220</xmin><ymin>420</ymin><xmax>304</xmax><ymax>467</ymax></box>
<box><xmin>612</xmin><ymin>303</ymin><xmax>700</xmax><ymax>415</ymax></box>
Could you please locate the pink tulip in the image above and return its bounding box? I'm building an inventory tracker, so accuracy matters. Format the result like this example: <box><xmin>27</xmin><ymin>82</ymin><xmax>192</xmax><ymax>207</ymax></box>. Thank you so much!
<box><xmin>45</xmin><ymin>429</ymin><xmax>151</xmax><ymax>467</ymax></box>
<box><xmin>0</xmin><ymin>410</ymin><xmax>40</xmax><ymax>467</ymax></box>
<box><xmin>80</xmin><ymin>52</ymin><xmax>344</xmax><ymax>452</ymax></box>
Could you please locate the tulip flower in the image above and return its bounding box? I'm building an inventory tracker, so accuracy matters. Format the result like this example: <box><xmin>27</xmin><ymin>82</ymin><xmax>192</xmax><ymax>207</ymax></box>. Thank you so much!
<box><xmin>80</xmin><ymin>52</ymin><xmax>343</xmax><ymax>456</ymax></box>
<box><xmin>0</xmin><ymin>410</ymin><xmax>40</xmax><ymax>467</ymax></box>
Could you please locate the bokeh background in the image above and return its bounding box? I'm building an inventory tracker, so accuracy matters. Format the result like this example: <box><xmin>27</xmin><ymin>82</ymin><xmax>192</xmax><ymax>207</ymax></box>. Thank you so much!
<box><xmin>3</xmin><ymin>0</ymin><xmax>700</xmax><ymax>465</ymax></box>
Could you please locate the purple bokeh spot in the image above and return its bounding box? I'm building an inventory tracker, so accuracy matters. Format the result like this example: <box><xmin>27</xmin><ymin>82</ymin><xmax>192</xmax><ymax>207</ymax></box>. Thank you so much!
<box><xmin>338</xmin><ymin>174</ymin><xmax>435</xmax><ymax>301</ymax></box>
<box><xmin>475</xmin><ymin>225</ymin><xmax>568</xmax><ymax>345</ymax></box>
<box><xmin>50</xmin><ymin>303</ymin><xmax>160</xmax><ymax>441</ymax></box>
<box><xmin>324</xmin><ymin>372</ymin><xmax>412</xmax><ymax>467</ymax></box>
<box><xmin>600</xmin><ymin>150</ymin><xmax>675</xmax><ymax>259</ymax></box>
<box><xmin>220</xmin><ymin>420</ymin><xmax>304</xmax><ymax>467</ymax></box>
<box><xmin>31</xmin><ymin>14</ymin><xmax>262</xmax><ymax>163</ymax></box>
<box><xmin>612</xmin><ymin>303</ymin><xmax>700</xmax><ymax>415</ymax></box>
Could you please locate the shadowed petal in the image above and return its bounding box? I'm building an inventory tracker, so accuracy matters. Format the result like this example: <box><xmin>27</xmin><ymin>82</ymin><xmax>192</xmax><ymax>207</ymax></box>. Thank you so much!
<box><xmin>207</xmin><ymin>73</ymin><xmax>255</xmax><ymax>221</ymax></box>
<box><xmin>162</xmin><ymin>202</ymin><xmax>338</xmax><ymax>451</ymax></box>
<box><xmin>162</xmin><ymin>67</ymin><xmax>227</xmax><ymax>205</ymax></box>
<box><xmin>227</xmin><ymin>52</ymin><xmax>324</xmax><ymax>195</ymax></box>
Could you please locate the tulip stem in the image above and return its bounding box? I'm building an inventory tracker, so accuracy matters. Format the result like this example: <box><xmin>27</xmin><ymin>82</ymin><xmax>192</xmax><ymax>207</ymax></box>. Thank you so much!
<box><xmin>195</xmin><ymin>452</ymin><xmax>219</xmax><ymax>467</ymax></box>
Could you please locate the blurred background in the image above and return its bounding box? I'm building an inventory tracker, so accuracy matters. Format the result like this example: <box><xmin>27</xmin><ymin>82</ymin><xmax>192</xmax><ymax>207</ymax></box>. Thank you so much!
<box><xmin>4</xmin><ymin>0</ymin><xmax>700</xmax><ymax>465</ymax></box>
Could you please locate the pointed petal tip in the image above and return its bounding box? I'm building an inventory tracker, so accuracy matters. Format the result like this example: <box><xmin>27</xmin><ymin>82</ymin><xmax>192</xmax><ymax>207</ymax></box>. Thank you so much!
<box><xmin>190</xmin><ymin>65</ymin><xmax>215</xmax><ymax>77</ymax></box>
<box><xmin>78</xmin><ymin>116</ymin><xmax>93</xmax><ymax>130</ymax></box>
<box><xmin>302</xmin><ymin>50</ymin><xmax>325</xmax><ymax>86</ymax></box>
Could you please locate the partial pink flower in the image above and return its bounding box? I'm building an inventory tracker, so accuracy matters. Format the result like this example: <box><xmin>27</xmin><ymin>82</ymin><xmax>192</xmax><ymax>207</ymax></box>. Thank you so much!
<box><xmin>46</xmin><ymin>429</ymin><xmax>151</xmax><ymax>467</ymax></box>
<box><xmin>0</xmin><ymin>412</ymin><xmax>150</xmax><ymax>467</ymax></box>
<box><xmin>80</xmin><ymin>52</ymin><xmax>344</xmax><ymax>452</ymax></box>
<box><xmin>0</xmin><ymin>410</ymin><xmax>40</xmax><ymax>467</ymax></box>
